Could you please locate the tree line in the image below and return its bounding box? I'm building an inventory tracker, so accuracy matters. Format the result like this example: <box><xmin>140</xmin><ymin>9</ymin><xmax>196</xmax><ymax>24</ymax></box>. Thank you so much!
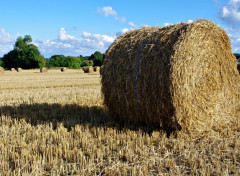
<box><xmin>0</xmin><ymin>35</ymin><xmax>239</xmax><ymax>69</ymax></box>
<box><xmin>0</xmin><ymin>35</ymin><xmax>104</xmax><ymax>69</ymax></box>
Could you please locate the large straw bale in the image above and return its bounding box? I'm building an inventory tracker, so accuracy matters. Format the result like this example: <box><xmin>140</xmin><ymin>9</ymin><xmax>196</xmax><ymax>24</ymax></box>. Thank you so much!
<box><xmin>61</xmin><ymin>67</ymin><xmax>67</xmax><ymax>72</ymax></box>
<box><xmin>101</xmin><ymin>19</ymin><xmax>240</xmax><ymax>132</ymax></box>
<box><xmin>17</xmin><ymin>67</ymin><xmax>22</xmax><ymax>72</ymax></box>
<box><xmin>0</xmin><ymin>67</ymin><xmax>4</xmax><ymax>74</ymax></box>
<box><xmin>83</xmin><ymin>66</ymin><xmax>94</xmax><ymax>73</ymax></box>
<box><xmin>40</xmin><ymin>67</ymin><xmax>48</xmax><ymax>73</ymax></box>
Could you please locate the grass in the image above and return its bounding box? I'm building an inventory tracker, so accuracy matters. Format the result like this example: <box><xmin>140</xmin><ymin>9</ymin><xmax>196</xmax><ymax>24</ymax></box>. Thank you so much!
<box><xmin>0</xmin><ymin>69</ymin><xmax>239</xmax><ymax>175</ymax></box>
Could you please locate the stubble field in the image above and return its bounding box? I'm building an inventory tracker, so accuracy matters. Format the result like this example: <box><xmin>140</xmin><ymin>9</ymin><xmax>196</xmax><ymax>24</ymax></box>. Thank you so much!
<box><xmin>0</xmin><ymin>69</ymin><xmax>239</xmax><ymax>176</ymax></box>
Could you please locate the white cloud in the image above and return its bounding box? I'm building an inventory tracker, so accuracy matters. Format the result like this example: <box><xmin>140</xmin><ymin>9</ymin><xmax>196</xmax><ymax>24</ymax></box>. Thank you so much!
<box><xmin>59</xmin><ymin>28</ymin><xmax>75</xmax><ymax>40</ymax></box>
<box><xmin>97</xmin><ymin>6</ymin><xmax>117</xmax><ymax>16</ymax></box>
<box><xmin>0</xmin><ymin>27</ymin><xmax>15</xmax><ymax>56</ymax></box>
<box><xmin>116</xmin><ymin>28</ymin><xmax>129</xmax><ymax>36</ymax></box>
<box><xmin>0</xmin><ymin>27</ymin><xmax>14</xmax><ymax>44</ymax></box>
<box><xmin>219</xmin><ymin>0</ymin><xmax>240</xmax><ymax>28</ymax></box>
<box><xmin>229</xmin><ymin>34</ymin><xmax>240</xmax><ymax>53</ymax></box>
<box><xmin>163</xmin><ymin>23</ymin><xmax>172</xmax><ymax>27</ymax></box>
<box><xmin>128</xmin><ymin>22</ymin><xmax>137</xmax><ymax>29</ymax></box>
<box><xmin>187</xmin><ymin>19</ymin><xmax>193</xmax><ymax>23</ymax></box>
<box><xmin>34</xmin><ymin>28</ymin><xmax>116</xmax><ymax>57</ymax></box>
<box><xmin>121</xmin><ymin>28</ymin><xmax>129</xmax><ymax>33</ymax></box>
<box><xmin>82</xmin><ymin>31</ymin><xmax>115</xmax><ymax>43</ymax></box>
<box><xmin>97</xmin><ymin>6</ymin><xmax>126</xmax><ymax>23</ymax></box>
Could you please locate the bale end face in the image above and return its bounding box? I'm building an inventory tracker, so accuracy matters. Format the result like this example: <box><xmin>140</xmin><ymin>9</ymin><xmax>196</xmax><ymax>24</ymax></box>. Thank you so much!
<box><xmin>83</xmin><ymin>66</ymin><xmax>94</xmax><ymax>73</ymax></box>
<box><xmin>40</xmin><ymin>67</ymin><xmax>48</xmax><ymax>73</ymax></box>
<box><xmin>94</xmin><ymin>66</ymin><xmax>100</xmax><ymax>72</ymax></box>
<box><xmin>11</xmin><ymin>68</ymin><xmax>16</xmax><ymax>72</ymax></box>
<box><xmin>61</xmin><ymin>67</ymin><xmax>67</xmax><ymax>72</ymax></box>
<box><xmin>17</xmin><ymin>68</ymin><xmax>22</xmax><ymax>72</ymax></box>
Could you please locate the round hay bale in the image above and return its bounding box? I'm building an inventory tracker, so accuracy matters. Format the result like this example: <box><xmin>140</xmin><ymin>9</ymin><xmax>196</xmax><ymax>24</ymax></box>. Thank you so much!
<box><xmin>0</xmin><ymin>67</ymin><xmax>4</xmax><ymax>74</ymax></box>
<box><xmin>61</xmin><ymin>67</ymin><xmax>67</xmax><ymax>72</ymax></box>
<box><xmin>16</xmin><ymin>67</ymin><xmax>22</xmax><ymax>72</ymax></box>
<box><xmin>82</xmin><ymin>66</ymin><xmax>87</xmax><ymax>72</ymax></box>
<box><xmin>40</xmin><ymin>67</ymin><xmax>48</xmax><ymax>73</ymax></box>
<box><xmin>83</xmin><ymin>66</ymin><xmax>94</xmax><ymax>73</ymax></box>
<box><xmin>11</xmin><ymin>68</ymin><xmax>16</xmax><ymax>72</ymax></box>
<box><xmin>101</xmin><ymin>19</ymin><xmax>239</xmax><ymax>132</ymax></box>
<box><xmin>94</xmin><ymin>66</ymin><xmax>100</xmax><ymax>72</ymax></box>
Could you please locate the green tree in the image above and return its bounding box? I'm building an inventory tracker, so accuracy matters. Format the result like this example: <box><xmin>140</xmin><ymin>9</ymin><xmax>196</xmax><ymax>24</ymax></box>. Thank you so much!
<box><xmin>2</xmin><ymin>35</ymin><xmax>46</xmax><ymax>69</ymax></box>
<box><xmin>89</xmin><ymin>51</ymin><xmax>104</xmax><ymax>66</ymax></box>
<box><xmin>48</xmin><ymin>55</ymin><xmax>66</xmax><ymax>68</ymax></box>
<box><xmin>82</xmin><ymin>60</ymin><xmax>93</xmax><ymax>67</ymax></box>
<box><xmin>47</xmin><ymin>55</ymin><xmax>83</xmax><ymax>69</ymax></box>
<box><xmin>0</xmin><ymin>58</ymin><xmax>4</xmax><ymax>67</ymax></box>
<box><xmin>65</xmin><ymin>56</ymin><xmax>82</xmax><ymax>69</ymax></box>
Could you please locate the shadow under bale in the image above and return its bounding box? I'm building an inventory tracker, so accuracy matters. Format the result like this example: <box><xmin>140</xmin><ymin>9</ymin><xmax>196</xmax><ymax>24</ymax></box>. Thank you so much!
<box><xmin>0</xmin><ymin>103</ymin><xmax>165</xmax><ymax>135</ymax></box>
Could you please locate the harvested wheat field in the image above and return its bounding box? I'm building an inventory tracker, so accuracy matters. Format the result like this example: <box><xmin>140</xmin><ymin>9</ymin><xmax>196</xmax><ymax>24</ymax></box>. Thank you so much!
<box><xmin>0</xmin><ymin>69</ymin><xmax>239</xmax><ymax>175</ymax></box>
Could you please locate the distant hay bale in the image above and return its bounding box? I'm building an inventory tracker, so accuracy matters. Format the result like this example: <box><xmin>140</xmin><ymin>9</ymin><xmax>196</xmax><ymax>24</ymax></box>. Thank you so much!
<box><xmin>82</xmin><ymin>66</ymin><xmax>87</xmax><ymax>72</ymax></box>
<box><xmin>11</xmin><ymin>68</ymin><xmax>16</xmax><ymax>72</ymax></box>
<box><xmin>94</xmin><ymin>66</ymin><xmax>100</xmax><ymax>72</ymax></box>
<box><xmin>17</xmin><ymin>67</ymin><xmax>22</xmax><ymax>72</ymax></box>
<box><xmin>61</xmin><ymin>67</ymin><xmax>67</xmax><ymax>72</ymax></box>
<box><xmin>101</xmin><ymin>19</ymin><xmax>240</xmax><ymax>132</ymax></box>
<box><xmin>83</xmin><ymin>66</ymin><xmax>94</xmax><ymax>73</ymax></box>
<box><xmin>40</xmin><ymin>67</ymin><xmax>48</xmax><ymax>73</ymax></box>
<box><xmin>0</xmin><ymin>67</ymin><xmax>4</xmax><ymax>74</ymax></box>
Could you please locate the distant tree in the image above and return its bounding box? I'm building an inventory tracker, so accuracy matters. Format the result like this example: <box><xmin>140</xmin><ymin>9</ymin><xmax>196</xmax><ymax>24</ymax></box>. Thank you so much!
<box><xmin>234</xmin><ymin>53</ymin><xmax>240</xmax><ymax>60</ymax></box>
<box><xmin>65</xmin><ymin>56</ymin><xmax>82</xmax><ymax>69</ymax></box>
<box><xmin>89</xmin><ymin>51</ymin><xmax>104</xmax><ymax>66</ymax></box>
<box><xmin>0</xmin><ymin>58</ymin><xmax>4</xmax><ymax>67</ymax></box>
<box><xmin>82</xmin><ymin>60</ymin><xmax>93</xmax><ymax>67</ymax></box>
<box><xmin>2</xmin><ymin>35</ymin><xmax>45</xmax><ymax>69</ymax></box>
<box><xmin>47</xmin><ymin>55</ymin><xmax>82</xmax><ymax>69</ymax></box>
<box><xmin>48</xmin><ymin>55</ymin><xmax>66</xmax><ymax>68</ymax></box>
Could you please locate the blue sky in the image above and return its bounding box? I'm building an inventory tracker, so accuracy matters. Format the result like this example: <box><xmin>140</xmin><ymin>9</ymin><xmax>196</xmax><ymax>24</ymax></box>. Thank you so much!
<box><xmin>0</xmin><ymin>0</ymin><xmax>240</xmax><ymax>57</ymax></box>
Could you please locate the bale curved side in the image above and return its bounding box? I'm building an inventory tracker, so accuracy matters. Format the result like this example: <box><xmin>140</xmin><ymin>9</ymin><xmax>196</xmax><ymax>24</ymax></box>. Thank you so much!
<box><xmin>17</xmin><ymin>67</ymin><xmax>22</xmax><ymax>72</ymax></box>
<box><xmin>101</xmin><ymin>19</ymin><xmax>239</xmax><ymax>132</ymax></box>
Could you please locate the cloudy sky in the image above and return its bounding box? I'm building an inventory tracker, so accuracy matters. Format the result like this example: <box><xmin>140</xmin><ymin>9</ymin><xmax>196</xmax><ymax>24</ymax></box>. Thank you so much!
<box><xmin>0</xmin><ymin>0</ymin><xmax>240</xmax><ymax>57</ymax></box>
